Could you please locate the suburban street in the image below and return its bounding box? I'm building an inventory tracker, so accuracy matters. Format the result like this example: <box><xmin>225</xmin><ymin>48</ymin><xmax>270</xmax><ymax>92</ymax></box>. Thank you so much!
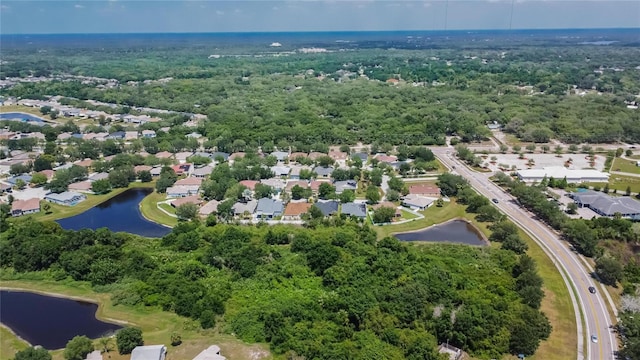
<box><xmin>432</xmin><ymin>148</ymin><xmax>618</xmax><ymax>360</ymax></box>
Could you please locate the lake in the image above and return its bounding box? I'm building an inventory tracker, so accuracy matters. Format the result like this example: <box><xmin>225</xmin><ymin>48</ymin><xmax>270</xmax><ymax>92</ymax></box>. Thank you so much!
<box><xmin>0</xmin><ymin>290</ymin><xmax>122</xmax><ymax>350</ymax></box>
<box><xmin>57</xmin><ymin>188</ymin><xmax>171</xmax><ymax>237</ymax></box>
<box><xmin>0</xmin><ymin>112</ymin><xmax>47</xmax><ymax>124</ymax></box>
<box><xmin>394</xmin><ymin>219</ymin><xmax>487</xmax><ymax>246</ymax></box>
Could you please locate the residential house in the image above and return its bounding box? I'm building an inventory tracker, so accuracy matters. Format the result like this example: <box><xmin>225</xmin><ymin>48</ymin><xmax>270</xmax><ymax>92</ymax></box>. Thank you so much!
<box><xmin>155</xmin><ymin>151</ymin><xmax>173</xmax><ymax>159</ymax></box>
<box><xmin>130</xmin><ymin>345</ymin><xmax>167</xmax><ymax>360</ymax></box>
<box><xmin>289</xmin><ymin>165</ymin><xmax>310</xmax><ymax>180</ymax></box>
<box><xmin>166</xmin><ymin>185</ymin><xmax>200</xmax><ymax>198</ymax></box>
<box><xmin>38</xmin><ymin>169</ymin><xmax>55</xmax><ymax>181</ymax></box>
<box><xmin>11</xmin><ymin>198</ymin><xmax>40</xmax><ymax>217</ymax></box>
<box><xmin>141</xmin><ymin>130</ymin><xmax>156</xmax><ymax>138</ymax></box>
<box><xmin>374</xmin><ymin>154</ymin><xmax>398</xmax><ymax>165</ymax></box>
<box><xmin>260</xmin><ymin>178</ymin><xmax>286</xmax><ymax>193</ymax></box>
<box><xmin>239</xmin><ymin>180</ymin><xmax>259</xmax><ymax>191</ymax></box>
<box><xmin>74</xmin><ymin>159</ymin><xmax>94</xmax><ymax>168</ymax></box>
<box><xmin>172</xmin><ymin>164</ymin><xmax>192</xmax><ymax>176</ymax></box>
<box><xmin>88</xmin><ymin>172</ymin><xmax>109</xmax><ymax>181</ymax></box>
<box><xmin>270</xmin><ymin>151</ymin><xmax>289</xmax><ymax>162</ymax></box>
<box><xmin>171</xmin><ymin>195</ymin><xmax>203</xmax><ymax>208</ymax></box>
<box><xmin>408</xmin><ymin>185</ymin><xmax>441</xmax><ymax>197</ymax></box>
<box><xmin>341</xmin><ymin>202</ymin><xmax>367</xmax><ymax>218</ymax></box>
<box><xmin>192</xmin><ymin>165</ymin><xmax>213</xmax><ymax>178</ymax></box>
<box><xmin>150</xmin><ymin>167</ymin><xmax>162</xmax><ymax>177</ymax></box>
<box><xmin>255</xmin><ymin>198</ymin><xmax>285</xmax><ymax>219</ymax></box>
<box><xmin>0</xmin><ymin>183</ymin><xmax>12</xmax><ymax>193</ymax></box>
<box><xmin>334</xmin><ymin>180</ymin><xmax>357</xmax><ymax>194</ymax></box>
<box><xmin>271</xmin><ymin>165</ymin><xmax>290</xmax><ymax>178</ymax></box>
<box><xmin>402</xmin><ymin>194</ymin><xmax>436</xmax><ymax>210</ymax></box>
<box><xmin>192</xmin><ymin>345</ymin><xmax>226</xmax><ymax>360</ymax></box>
<box><xmin>57</xmin><ymin>132</ymin><xmax>73</xmax><ymax>142</ymax></box>
<box><xmin>372</xmin><ymin>202</ymin><xmax>401</xmax><ymax>218</ymax></box>
<box><xmin>352</xmin><ymin>152</ymin><xmax>368</xmax><ymax>162</ymax></box>
<box><xmin>134</xmin><ymin>165</ymin><xmax>153</xmax><ymax>173</ymax></box>
<box><xmin>285</xmin><ymin>180</ymin><xmax>309</xmax><ymax>192</ymax></box>
<box><xmin>313</xmin><ymin>166</ymin><xmax>333</xmax><ymax>179</ymax></box>
<box><xmin>199</xmin><ymin>200</ymin><xmax>220</xmax><ymax>217</ymax></box>
<box><xmin>283</xmin><ymin>202</ymin><xmax>311</xmax><ymax>220</ymax></box>
<box><xmin>125</xmin><ymin>131</ymin><xmax>139</xmax><ymax>140</ymax></box>
<box><xmin>107</xmin><ymin>131</ymin><xmax>125</xmax><ymax>140</ymax></box>
<box><xmin>85</xmin><ymin>350</ymin><xmax>103</xmax><ymax>360</ymax></box>
<box><xmin>186</xmin><ymin>132</ymin><xmax>202</xmax><ymax>139</ymax></box>
<box><xmin>175</xmin><ymin>152</ymin><xmax>193</xmax><ymax>164</ymax></box>
<box><xmin>314</xmin><ymin>200</ymin><xmax>339</xmax><ymax>216</ymax></box>
<box><xmin>232</xmin><ymin>200</ymin><xmax>258</xmax><ymax>217</ymax></box>
<box><xmin>310</xmin><ymin>180</ymin><xmax>326</xmax><ymax>195</ymax></box>
<box><xmin>328</xmin><ymin>151</ymin><xmax>348</xmax><ymax>162</ymax></box>
<box><xmin>68</xmin><ymin>180</ymin><xmax>93</xmax><ymax>193</ymax></box>
<box><xmin>211</xmin><ymin>152</ymin><xmax>230</xmax><ymax>162</ymax></box>
<box><xmin>308</xmin><ymin>152</ymin><xmax>326</xmax><ymax>161</ymax></box>
<box><xmin>6</xmin><ymin>174</ymin><xmax>32</xmax><ymax>186</ymax></box>
<box><xmin>289</xmin><ymin>152</ymin><xmax>308</xmax><ymax>162</ymax></box>
<box><xmin>175</xmin><ymin>177</ymin><xmax>203</xmax><ymax>187</ymax></box>
<box><xmin>229</xmin><ymin>152</ymin><xmax>246</xmax><ymax>162</ymax></box>
<box><xmin>45</xmin><ymin>191</ymin><xmax>86</xmax><ymax>206</ymax></box>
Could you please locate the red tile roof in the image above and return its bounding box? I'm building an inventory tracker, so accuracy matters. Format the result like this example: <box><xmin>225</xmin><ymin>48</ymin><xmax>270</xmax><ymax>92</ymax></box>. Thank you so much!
<box><xmin>284</xmin><ymin>202</ymin><xmax>311</xmax><ymax>216</ymax></box>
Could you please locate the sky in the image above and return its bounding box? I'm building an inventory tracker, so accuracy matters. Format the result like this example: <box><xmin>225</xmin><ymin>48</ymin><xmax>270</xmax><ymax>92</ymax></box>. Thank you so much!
<box><xmin>0</xmin><ymin>0</ymin><xmax>638</xmax><ymax>34</ymax></box>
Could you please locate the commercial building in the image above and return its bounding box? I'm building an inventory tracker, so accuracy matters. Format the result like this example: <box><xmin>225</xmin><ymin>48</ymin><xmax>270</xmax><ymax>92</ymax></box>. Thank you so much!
<box><xmin>571</xmin><ymin>190</ymin><xmax>640</xmax><ymax>218</ymax></box>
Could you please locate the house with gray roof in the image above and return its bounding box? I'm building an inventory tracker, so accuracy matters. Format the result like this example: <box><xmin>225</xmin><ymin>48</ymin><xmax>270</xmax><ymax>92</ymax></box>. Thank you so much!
<box><xmin>45</xmin><ymin>191</ymin><xmax>86</xmax><ymax>206</ymax></box>
<box><xmin>255</xmin><ymin>198</ymin><xmax>284</xmax><ymax>219</ymax></box>
<box><xmin>571</xmin><ymin>190</ymin><xmax>640</xmax><ymax>218</ymax></box>
<box><xmin>6</xmin><ymin>174</ymin><xmax>32</xmax><ymax>185</ymax></box>
<box><xmin>270</xmin><ymin>151</ymin><xmax>290</xmax><ymax>162</ymax></box>
<box><xmin>341</xmin><ymin>202</ymin><xmax>367</xmax><ymax>218</ymax></box>
<box><xmin>131</xmin><ymin>345</ymin><xmax>166</xmax><ymax>360</ymax></box>
<box><xmin>232</xmin><ymin>200</ymin><xmax>258</xmax><ymax>217</ymax></box>
<box><xmin>211</xmin><ymin>152</ymin><xmax>230</xmax><ymax>162</ymax></box>
<box><xmin>402</xmin><ymin>194</ymin><xmax>436</xmax><ymax>210</ymax></box>
<box><xmin>271</xmin><ymin>165</ymin><xmax>291</xmax><ymax>178</ymax></box>
<box><xmin>334</xmin><ymin>180</ymin><xmax>357</xmax><ymax>194</ymax></box>
<box><xmin>352</xmin><ymin>152</ymin><xmax>368</xmax><ymax>162</ymax></box>
<box><xmin>314</xmin><ymin>200</ymin><xmax>339</xmax><ymax>217</ymax></box>
<box><xmin>313</xmin><ymin>166</ymin><xmax>334</xmax><ymax>178</ymax></box>
<box><xmin>89</xmin><ymin>172</ymin><xmax>109</xmax><ymax>181</ymax></box>
<box><xmin>192</xmin><ymin>165</ymin><xmax>214</xmax><ymax>178</ymax></box>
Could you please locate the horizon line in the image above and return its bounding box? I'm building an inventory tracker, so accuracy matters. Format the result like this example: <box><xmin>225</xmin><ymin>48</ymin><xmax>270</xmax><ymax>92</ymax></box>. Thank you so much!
<box><xmin>2</xmin><ymin>26</ymin><xmax>639</xmax><ymax>36</ymax></box>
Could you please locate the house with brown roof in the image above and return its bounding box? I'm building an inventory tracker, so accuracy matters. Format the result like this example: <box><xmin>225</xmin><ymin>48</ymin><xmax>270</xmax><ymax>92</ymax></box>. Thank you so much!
<box><xmin>285</xmin><ymin>180</ymin><xmax>309</xmax><ymax>192</ymax></box>
<box><xmin>283</xmin><ymin>202</ymin><xmax>312</xmax><ymax>220</ymax></box>
<box><xmin>328</xmin><ymin>151</ymin><xmax>348</xmax><ymax>161</ymax></box>
<box><xmin>199</xmin><ymin>200</ymin><xmax>220</xmax><ymax>217</ymax></box>
<box><xmin>408</xmin><ymin>185</ymin><xmax>441</xmax><ymax>197</ymax></box>
<box><xmin>11</xmin><ymin>198</ymin><xmax>40</xmax><ymax>217</ymax></box>
<box><xmin>289</xmin><ymin>152</ymin><xmax>308</xmax><ymax>162</ymax></box>
<box><xmin>175</xmin><ymin>177</ymin><xmax>203</xmax><ymax>187</ymax></box>
<box><xmin>308</xmin><ymin>152</ymin><xmax>326</xmax><ymax>161</ymax></box>
<box><xmin>155</xmin><ymin>151</ymin><xmax>173</xmax><ymax>159</ymax></box>
<box><xmin>239</xmin><ymin>180</ymin><xmax>259</xmax><ymax>191</ymax></box>
<box><xmin>74</xmin><ymin>159</ymin><xmax>94</xmax><ymax>168</ymax></box>
<box><xmin>171</xmin><ymin>195</ymin><xmax>203</xmax><ymax>208</ymax></box>
<box><xmin>38</xmin><ymin>170</ymin><xmax>55</xmax><ymax>181</ymax></box>
<box><xmin>374</xmin><ymin>154</ymin><xmax>398</xmax><ymax>164</ymax></box>
<box><xmin>68</xmin><ymin>180</ymin><xmax>93</xmax><ymax>193</ymax></box>
<box><xmin>134</xmin><ymin>165</ymin><xmax>153</xmax><ymax>173</ymax></box>
<box><xmin>174</xmin><ymin>152</ymin><xmax>193</xmax><ymax>164</ymax></box>
<box><xmin>229</xmin><ymin>152</ymin><xmax>245</xmax><ymax>162</ymax></box>
<box><xmin>309</xmin><ymin>180</ymin><xmax>326</xmax><ymax>194</ymax></box>
<box><xmin>372</xmin><ymin>202</ymin><xmax>401</xmax><ymax>218</ymax></box>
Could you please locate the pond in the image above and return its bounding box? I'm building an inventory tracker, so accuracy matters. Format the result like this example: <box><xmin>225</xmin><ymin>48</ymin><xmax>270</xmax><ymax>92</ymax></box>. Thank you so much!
<box><xmin>57</xmin><ymin>188</ymin><xmax>171</xmax><ymax>237</ymax></box>
<box><xmin>394</xmin><ymin>219</ymin><xmax>487</xmax><ymax>246</ymax></box>
<box><xmin>0</xmin><ymin>290</ymin><xmax>122</xmax><ymax>350</ymax></box>
<box><xmin>0</xmin><ymin>112</ymin><xmax>47</xmax><ymax>124</ymax></box>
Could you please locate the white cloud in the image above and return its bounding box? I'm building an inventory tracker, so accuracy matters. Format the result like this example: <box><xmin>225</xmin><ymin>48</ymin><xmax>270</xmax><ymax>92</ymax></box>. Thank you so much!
<box><xmin>216</xmin><ymin>10</ymin><xmax>224</xmax><ymax>15</ymax></box>
<box><xmin>0</xmin><ymin>4</ymin><xmax>9</xmax><ymax>11</ymax></box>
<box><xmin>74</xmin><ymin>4</ymin><xmax>84</xmax><ymax>9</ymax></box>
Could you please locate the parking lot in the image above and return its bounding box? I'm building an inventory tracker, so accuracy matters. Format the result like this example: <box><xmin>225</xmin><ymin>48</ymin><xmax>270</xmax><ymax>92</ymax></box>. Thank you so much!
<box><xmin>547</xmin><ymin>188</ymin><xmax>598</xmax><ymax>220</ymax></box>
<box><xmin>483</xmin><ymin>153</ymin><xmax>607</xmax><ymax>173</ymax></box>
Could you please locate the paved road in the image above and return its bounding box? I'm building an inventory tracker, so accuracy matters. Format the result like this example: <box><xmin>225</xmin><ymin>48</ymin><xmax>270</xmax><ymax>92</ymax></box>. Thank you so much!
<box><xmin>432</xmin><ymin>148</ymin><xmax>618</xmax><ymax>360</ymax></box>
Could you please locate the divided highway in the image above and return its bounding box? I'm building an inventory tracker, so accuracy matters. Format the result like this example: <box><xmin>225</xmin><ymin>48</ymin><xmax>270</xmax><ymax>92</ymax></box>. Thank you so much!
<box><xmin>432</xmin><ymin>148</ymin><xmax>617</xmax><ymax>360</ymax></box>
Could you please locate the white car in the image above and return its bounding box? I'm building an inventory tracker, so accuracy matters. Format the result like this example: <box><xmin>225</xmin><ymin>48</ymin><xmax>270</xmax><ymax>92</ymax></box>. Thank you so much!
<box><xmin>591</xmin><ymin>335</ymin><xmax>598</xmax><ymax>343</ymax></box>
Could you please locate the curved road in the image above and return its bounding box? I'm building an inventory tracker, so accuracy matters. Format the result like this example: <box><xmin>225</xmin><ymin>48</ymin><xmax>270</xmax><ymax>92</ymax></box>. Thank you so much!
<box><xmin>433</xmin><ymin>148</ymin><xmax>617</xmax><ymax>360</ymax></box>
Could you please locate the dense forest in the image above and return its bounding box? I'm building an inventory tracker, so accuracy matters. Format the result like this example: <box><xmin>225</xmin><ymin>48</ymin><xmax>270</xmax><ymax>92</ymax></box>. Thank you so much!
<box><xmin>0</xmin><ymin>196</ymin><xmax>551</xmax><ymax>359</ymax></box>
<box><xmin>2</xmin><ymin>33</ymin><xmax>639</xmax><ymax>145</ymax></box>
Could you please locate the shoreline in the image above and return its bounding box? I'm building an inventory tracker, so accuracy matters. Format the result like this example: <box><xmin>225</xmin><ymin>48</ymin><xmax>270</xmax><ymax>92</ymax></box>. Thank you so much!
<box><xmin>390</xmin><ymin>217</ymin><xmax>490</xmax><ymax>246</ymax></box>
<box><xmin>0</xmin><ymin>111</ymin><xmax>54</xmax><ymax>125</ymax></box>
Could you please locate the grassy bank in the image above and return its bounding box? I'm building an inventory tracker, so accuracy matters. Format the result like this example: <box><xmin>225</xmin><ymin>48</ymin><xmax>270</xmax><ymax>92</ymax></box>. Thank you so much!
<box><xmin>374</xmin><ymin>201</ymin><xmax>576</xmax><ymax>360</ymax></box>
<box><xmin>139</xmin><ymin>191</ymin><xmax>178</xmax><ymax>227</ymax></box>
<box><xmin>0</xmin><ymin>280</ymin><xmax>272</xmax><ymax>360</ymax></box>
<box><xmin>32</xmin><ymin>182</ymin><xmax>154</xmax><ymax>222</ymax></box>
<box><xmin>587</xmin><ymin>173</ymin><xmax>640</xmax><ymax>193</ymax></box>
<box><xmin>611</xmin><ymin>158</ymin><xmax>640</xmax><ymax>175</ymax></box>
<box><xmin>1</xmin><ymin>325</ymin><xmax>28</xmax><ymax>360</ymax></box>
<box><xmin>0</xmin><ymin>105</ymin><xmax>55</xmax><ymax>122</ymax></box>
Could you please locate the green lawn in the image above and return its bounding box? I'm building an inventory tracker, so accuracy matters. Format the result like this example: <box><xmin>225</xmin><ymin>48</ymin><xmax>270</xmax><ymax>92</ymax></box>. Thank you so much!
<box><xmin>139</xmin><ymin>191</ymin><xmax>178</xmax><ymax>227</ymax></box>
<box><xmin>587</xmin><ymin>174</ymin><xmax>640</xmax><ymax>193</ymax></box>
<box><xmin>1</xmin><ymin>326</ymin><xmax>28</xmax><ymax>360</ymax></box>
<box><xmin>399</xmin><ymin>209</ymin><xmax>419</xmax><ymax>220</ymax></box>
<box><xmin>611</xmin><ymin>158</ymin><xmax>640</xmax><ymax>175</ymax></box>
<box><xmin>0</xmin><ymin>280</ymin><xmax>272</xmax><ymax>360</ymax></box>
<box><xmin>159</xmin><ymin>202</ymin><xmax>177</xmax><ymax>215</ymax></box>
